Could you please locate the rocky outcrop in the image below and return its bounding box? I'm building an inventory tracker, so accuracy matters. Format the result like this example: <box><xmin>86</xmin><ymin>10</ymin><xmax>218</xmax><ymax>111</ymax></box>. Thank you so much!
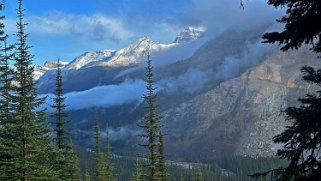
<box><xmin>162</xmin><ymin>47</ymin><xmax>321</xmax><ymax>159</ymax></box>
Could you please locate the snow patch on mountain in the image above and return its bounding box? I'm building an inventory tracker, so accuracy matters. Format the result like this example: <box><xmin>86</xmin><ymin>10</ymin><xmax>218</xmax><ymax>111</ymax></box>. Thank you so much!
<box><xmin>173</xmin><ymin>26</ymin><xmax>206</xmax><ymax>43</ymax></box>
<box><xmin>99</xmin><ymin>36</ymin><xmax>176</xmax><ymax>68</ymax></box>
<box><xmin>65</xmin><ymin>50</ymin><xmax>115</xmax><ymax>70</ymax></box>
<box><xmin>34</xmin><ymin>60</ymin><xmax>68</xmax><ymax>80</ymax></box>
<box><xmin>62</xmin><ymin>27</ymin><xmax>206</xmax><ymax>71</ymax></box>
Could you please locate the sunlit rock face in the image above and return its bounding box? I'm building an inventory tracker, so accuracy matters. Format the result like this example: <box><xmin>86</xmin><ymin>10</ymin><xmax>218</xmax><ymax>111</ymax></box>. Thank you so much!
<box><xmin>162</xmin><ymin>47</ymin><xmax>321</xmax><ymax>159</ymax></box>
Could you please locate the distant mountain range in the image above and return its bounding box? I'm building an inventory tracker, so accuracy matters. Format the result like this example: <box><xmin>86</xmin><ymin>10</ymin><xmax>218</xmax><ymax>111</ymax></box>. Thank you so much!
<box><xmin>35</xmin><ymin>23</ymin><xmax>321</xmax><ymax>161</ymax></box>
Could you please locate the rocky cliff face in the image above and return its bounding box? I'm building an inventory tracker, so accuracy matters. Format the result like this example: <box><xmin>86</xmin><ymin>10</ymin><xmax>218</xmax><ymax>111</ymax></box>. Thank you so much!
<box><xmin>162</xmin><ymin>47</ymin><xmax>321</xmax><ymax>159</ymax></box>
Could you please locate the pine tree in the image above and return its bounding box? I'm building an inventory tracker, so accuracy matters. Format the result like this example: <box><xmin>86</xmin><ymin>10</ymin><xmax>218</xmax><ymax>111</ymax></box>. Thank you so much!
<box><xmin>85</xmin><ymin>169</ymin><xmax>91</xmax><ymax>181</ymax></box>
<box><xmin>51</xmin><ymin>58</ymin><xmax>75</xmax><ymax>180</ymax></box>
<box><xmin>138</xmin><ymin>51</ymin><xmax>170</xmax><ymax>181</ymax></box>
<box><xmin>250</xmin><ymin>0</ymin><xmax>321</xmax><ymax>180</ymax></box>
<box><xmin>252</xmin><ymin>67</ymin><xmax>321</xmax><ymax>180</ymax></box>
<box><xmin>9</xmin><ymin>0</ymin><xmax>57</xmax><ymax>179</ymax></box>
<box><xmin>93</xmin><ymin>118</ymin><xmax>105</xmax><ymax>181</ymax></box>
<box><xmin>179</xmin><ymin>175</ymin><xmax>185</xmax><ymax>181</ymax></box>
<box><xmin>132</xmin><ymin>158</ymin><xmax>143</xmax><ymax>181</ymax></box>
<box><xmin>66</xmin><ymin>141</ymin><xmax>81</xmax><ymax>181</ymax></box>
<box><xmin>262</xmin><ymin>0</ymin><xmax>321</xmax><ymax>54</ymax></box>
<box><xmin>138</xmin><ymin>51</ymin><xmax>162</xmax><ymax>181</ymax></box>
<box><xmin>195</xmin><ymin>169</ymin><xmax>204</xmax><ymax>181</ymax></box>
<box><xmin>158</xmin><ymin>131</ymin><xmax>170</xmax><ymax>181</ymax></box>
<box><xmin>0</xmin><ymin>2</ymin><xmax>16</xmax><ymax>180</ymax></box>
<box><xmin>104</xmin><ymin>123</ymin><xmax>116</xmax><ymax>180</ymax></box>
<box><xmin>52</xmin><ymin>58</ymin><xmax>69</xmax><ymax>150</ymax></box>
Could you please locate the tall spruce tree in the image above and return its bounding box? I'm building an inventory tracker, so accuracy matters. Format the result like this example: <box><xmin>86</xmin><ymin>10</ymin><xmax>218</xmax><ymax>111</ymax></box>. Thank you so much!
<box><xmin>131</xmin><ymin>158</ymin><xmax>143</xmax><ymax>181</ymax></box>
<box><xmin>51</xmin><ymin>58</ymin><xmax>80</xmax><ymax>180</ymax></box>
<box><xmin>9</xmin><ymin>0</ymin><xmax>56</xmax><ymax>179</ymax></box>
<box><xmin>0</xmin><ymin>2</ymin><xmax>16</xmax><ymax>180</ymax></box>
<box><xmin>250</xmin><ymin>0</ymin><xmax>321</xmax><ymax>180</ymax></box>
<box><xmin>139</xmin><ymin>50</ymin><xmax>168</xmax><ymax>181</ymax></box>
<box><xmin>262</xmin><ymin>0</ymin><xmax>321</xmax><ymax>54</ymax></box>
<box><xmin>195</xmin><ymin>169</ymin><xmax>204</xmax><ymax>181</ymax></box>
<box><xmin>66</xmin><ymin>141</ymin><xmax>81</xmax><ymax>181</ymax></box>
<box><xmin>93</xmin><ymin>118</ymin><xmax>105</xmax><ymax>181</ymax></box>
<box><xmin>104</xmin><ymin>123</ymin><xmax>116</xmax><ymax>180</ymax></box>
<box><xmin>52</xmin><ymin>58</ymin><xmax>69</xmax><ymax>150</ymax></box>
<box><xmin>158</xmin><ymin>131</ymin><xmax>170</xmax><ymax>181</ymax></box>
<box><xmin>85</xmin><ymin>169</ymin><xmax>91</xmax><ymax>181</ymax></box>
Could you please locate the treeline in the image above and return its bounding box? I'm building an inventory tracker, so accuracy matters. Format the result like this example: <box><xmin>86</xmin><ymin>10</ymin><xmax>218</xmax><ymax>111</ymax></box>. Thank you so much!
<box><xmin>76</xmin><ymin>148</ymin><xmax>286</xmax><ymax>181</ymax></box>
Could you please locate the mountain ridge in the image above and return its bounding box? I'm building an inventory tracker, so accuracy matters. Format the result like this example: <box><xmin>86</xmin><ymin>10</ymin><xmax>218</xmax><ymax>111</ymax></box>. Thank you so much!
<box><xmin>34</xmin><ymin>23</ymin><xmax>320</xmax><ymax>160</ymax></box>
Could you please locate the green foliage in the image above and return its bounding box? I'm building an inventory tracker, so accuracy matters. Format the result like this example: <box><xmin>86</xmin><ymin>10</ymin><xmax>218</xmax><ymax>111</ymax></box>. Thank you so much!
<box><xmin>66</xmin><ymin>142</ymin><xmax>81</xmax><ymax>181</ymax></box>
<box><xmin>263</xmin><ymin>0</ymin><xmax>321</xmax><ymax>53</ymax></box>
<box><xmin>52</xmin><ymin>58</ymin><xmax>69</xmax><ymax>150</ymax></box>
<box><xmin>85</xmin><ymin>169</ymin><xmax>91</xmax><ymax>181</ymax></box>
<box><xmin>272</xmin><ymin>67</ymin><xmax>321</xmax><ymax>180</ymax></box>
<box><xmin>195</xmin><ymin>169</ymin><xmax>203</xmax><ymax>181</ymax></box>
<box><xmin>104</xmin><ymin>123</ymin><xmax>116</xmax><ymax>180</ymax></box>
<box><xmin>254</xmin><ymin>0</ymin><xmax>321</xmax><ymax>180</ymax></box>
<box><xmin>2</xmin><ymin>0</ymin><xmax>57</xmax><ymax>179</ymax></box>
<box><xmin>132</xmin><ymin>158</ymin><xmax>143</xmax><ymax>181</ymax></box>
<box><xmin>138</xmin><ymin>51</ymin><xmax>169</xmax><ymax>180</ymax></box>
<box><xmin>76</xmin><ymin>144</ymin><xmax>285</xmax><ymax>181</ymax></box>
<box><xmin>93</xmin><ymin>118</ymin><xmax>106</xmax><ymax>181</ymax></box>
<box><xmin>158</xmin><ymin>131</ymin><xmax>170</xmax><ymax>181</ymax></box>
<box><xmin>0</xmin><ymin>2</ymin><xmax>16</xmax><ymax>179</ymax></box>
<box><xmin>52</xmin><ymin>58</ymin><xmax>82</xmax><ymax>180</ymax></box>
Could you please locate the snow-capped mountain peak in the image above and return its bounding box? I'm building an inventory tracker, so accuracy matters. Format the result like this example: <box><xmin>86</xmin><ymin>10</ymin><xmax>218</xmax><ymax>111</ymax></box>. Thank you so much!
<box><xmin>34</xmin><ymin>60</ymin><xmax>68</xmax><ymax>81</ymax></box>
<box><xmin>38</xmin><ymin>27</ymin><xmax>206</xmax><ymax>73</ymax></box>
<box><xmin>98</xmin><ymin>36</ymin><xmax>175</xmax><ymax>67</ymax></box>
<box><xmin>65</xmin><ymin>50</ymin><xmax>115</xmax><ymax>70</ymax></box>
<box><xmin>174</xmin><ymin>26</ymin><xmax>206</xmax><ymax>43</ymax></box>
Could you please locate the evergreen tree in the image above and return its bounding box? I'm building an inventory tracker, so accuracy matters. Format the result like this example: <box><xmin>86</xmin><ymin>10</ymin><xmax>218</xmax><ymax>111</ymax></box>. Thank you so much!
<box><xmin>9</xmin><ymin>0</ymin><xmax>57</xmax><ymax>180</ymax></box>
<box><xmin>138</xmin><ymin>51</ymin><xmax>162</xmax><ymax>181</ymax></box>
<box><xmin>104</xmin><ymin>123</ymin><xmax>116</xmax><ymax>180</ymax></box>
<box><xmin>255</xmin><ymin>67</ymin><xmax>321</xmax><ymax>180</ymax></box>
<box><xmin>85</xmin><ymin>169</ymin><xmax>91</xmax><ymax>181</ymax></box>
<box><xmin>262</xmin><ymin>0</ymin><xmax>321</xmax><ymax>54</ymax></box>
<box><xmin>52</xmin><ymin>58</ymin><xmax>69</xmax><ymax>150</ymax></box>
<box><xmin>93</xmin><ymin>118</ymin><xmax>105</xmax><ymax>181</ymax></box>
<box><xmin>0</xmin><ymin>2</ymin><xmax>16</xmax><ymax>180</ymax></box>
<box><xmin>66</xmin><ymin>141</ymin><xmax>81</xmax><ymax>181</ymax></box>
<box><xmin>158</xmin><ymin>131</ymin><xmax>170</xmax><ymax>181</ymax></box>
<box><xmin>131</xmin><ymin>158</ymin><xmax>143</xmax><ymax>181</ymax></box>
<box><xmin>179</xmin><ymin>175</ymin><xmax>185</xmax><ymax>181</ymax></box>
<box><xmin>51</xmin><ymin>58</ymin><xmax>78</xmax><ymax>180</ymax></box>
<box><xmin>251</xmin><ymin>0</ymin><xmax>321</xmax><ymax>180</ymax></box>
<box><xmin>195</xmin><ymin>169</ymin><xmax>204</xmax><ymax>181</ymax></box>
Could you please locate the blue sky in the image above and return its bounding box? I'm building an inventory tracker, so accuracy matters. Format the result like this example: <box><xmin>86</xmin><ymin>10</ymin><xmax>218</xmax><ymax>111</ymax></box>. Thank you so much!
<box><xmin>1</xmin><ymin>0</ymin><xmax>280</xmax><ymax>64</ymax></box>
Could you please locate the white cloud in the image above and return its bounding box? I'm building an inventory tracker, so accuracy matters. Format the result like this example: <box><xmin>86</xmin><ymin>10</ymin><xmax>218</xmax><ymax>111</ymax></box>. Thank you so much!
<box><xmin>42</xmin><ymin>79</ymin><xmax>146</xmax><ymax>111</ymax></box>
<box><xmin>23</xmin><ymin>12</ymin><xmax>133</xmax><ymax>42</ymax></box>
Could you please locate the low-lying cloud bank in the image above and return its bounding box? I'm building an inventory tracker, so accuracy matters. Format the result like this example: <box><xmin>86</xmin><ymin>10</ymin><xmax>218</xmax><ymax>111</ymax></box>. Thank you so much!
<box><xmin>42</xmin><ymin>79</ymin><xmax>146</xmax><ymax>111</ymax></box>
<box><xmin>41</xmin><ymin>39</ymin><xmax>275</xmax><ymax>112</ymax></box>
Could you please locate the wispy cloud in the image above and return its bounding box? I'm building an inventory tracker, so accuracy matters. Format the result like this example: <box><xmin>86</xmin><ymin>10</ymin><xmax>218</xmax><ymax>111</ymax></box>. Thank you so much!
<box><xmin>8</xmin><ymin>12</ymin><xmax>134</xmax><ymax>42</ymax></box>
<box><xmin>42</xmin><ymin>79</ymin><xmax>146</xmax><ymax>111</ymax></box>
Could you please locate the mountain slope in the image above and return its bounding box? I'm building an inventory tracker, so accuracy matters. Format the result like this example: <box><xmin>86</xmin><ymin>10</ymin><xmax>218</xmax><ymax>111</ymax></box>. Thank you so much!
<box><xmin>161</xmin><ymin>47</ymin><xmax>321</xmax><ymax>160</ymax></box>
<box><xmin>37</xmin><ymin>27</ymin><xmax>206</xmax><ymax>94</ymax></box>
<box><xmin>35</xmin><ymin>23</ymin><xmax>321</xmax><ymax>161</ymax></box>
